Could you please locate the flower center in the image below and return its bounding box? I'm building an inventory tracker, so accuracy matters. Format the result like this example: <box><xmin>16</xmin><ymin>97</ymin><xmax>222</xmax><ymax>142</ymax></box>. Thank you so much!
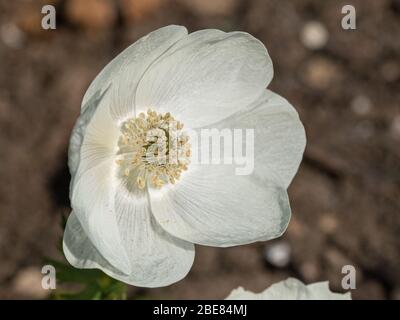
<box><xmin>116</xmin><ymin>110</ymin><xmax>191</xmax><ymax>189</ymax></box>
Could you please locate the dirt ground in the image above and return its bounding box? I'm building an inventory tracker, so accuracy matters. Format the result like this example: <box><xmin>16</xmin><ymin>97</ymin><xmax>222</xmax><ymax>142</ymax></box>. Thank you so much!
<box><xmin>0</xmin><ymin>0</ymin><xmax>399</xmax><ymax>299</ymax></box>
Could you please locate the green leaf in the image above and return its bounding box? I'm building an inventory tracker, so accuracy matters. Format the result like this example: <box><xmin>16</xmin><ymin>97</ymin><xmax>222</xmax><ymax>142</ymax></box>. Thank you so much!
<box><xmin>46</xmin><ymin>214</ymin><xmax>128</xmax><ymax>300</ymax></box>
<box><xmin>45</xmin><ymin>258</ymin><xmax>128</xmax><ymax>300</ymax></box>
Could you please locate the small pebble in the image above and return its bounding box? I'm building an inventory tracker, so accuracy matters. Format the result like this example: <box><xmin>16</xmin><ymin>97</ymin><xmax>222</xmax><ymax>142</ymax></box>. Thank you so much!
<box><xmin>12</xmin><ymin>266</ymin><xmax>48</xmax><ymax>299</ymax></box>
<box><xmin>302</xmin><ymin>57</ymin><xmax>341</xmax><ymax>90</ymax></box>
<box><xmin>264</xmin><ymin>241</ymin><xmax>291</xmax><ymax>268</ymax></box>
<box><xmin>300</xmin><ymin>21</ymin><xmax>329</xmax><ymax>50</ymax></box>
<box><xmin>351</xmin><ymin>94</ymin><xmax>373</xmax><ymax>116</ymax></box>
<box><xmin>319</xmin><ymin>214</ymin><xmax>338</xmax><ymax>234</ymax></box>
<box><xmin>0</xmin><ymin>23</ymin><xmax>25</xmax><ymax>49</ymax></box>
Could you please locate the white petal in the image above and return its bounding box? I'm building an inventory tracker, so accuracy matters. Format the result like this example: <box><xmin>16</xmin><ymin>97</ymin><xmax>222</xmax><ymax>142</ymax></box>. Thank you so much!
<box><xmin>304</xmin><ymin>281</ymin><xmax>351</xmax><ymax>300</ymax></box>
<box><xmin>226</xmin><ymin>278</ymin><xmax>352</xmax><ymax>300</ymax></box>
<box><xmin>135</xmin><ymin>29</ymin><xmax>273</xmax><ymax>128</ymax></box>
<box><xmin>68</xmin><ymin>84</ymin><xmax>130</xmax><ymax>273</ymax></box>
<box><xmin>261</xmin><ymin>278</ymin><xmax>311</xmax><ymax>300</ymax></box>
<box><xmin>113</xmin><ymin>180</ymin><xmax>195</xmax><ymax>287</ymax></box>
<box><xmin>64</xmin><ymin>189</ymin><xmax>195</xmax><ymax>287</ymax></box>
<box><xmin>66</xmin><ymin>25</ymin><xmax>195</xmax><ymax>287</ymax></box>
<box><xmin>68</xmin><ymin>89</ymin><xmax>112</xmax><ymax>178</ymax></box>
<box><xmin>225</xmin><ymin>287</ymin><xmax>261</xmax><ymax>300</ymax></box>
<box><xmin>69</xmin><ymin>91</ymin><xmax>120</xmax><ymax>192</ymax></box>
<box><xmin>65</xmin><ymin>170</ymin><xmax>195</xmax><ymax>287</ymax></box>
<box><xmin>63</xmin><ymin>211</ymin><xmax>125</xmax><ymax>274</ymax></box>
<box><xmin>149</xmin><ymin>164</ymin><xmax>291</xmax><ymax>247</ymax></box>
<box><xmin>71</xmin><ymin>160</ymin><xmax>131</xmax><ymax>274</ymax></box>
<box><xmin>70</xmin><ymin>26</ymin><xmax>188</xmax><ymax>177</ymax></box>
<box><xmin>212</xmin><ymin>89</ymin><xmax>306</xmax><ymax>189</ymax></box>
<box><xmin>81</xmin><ymin>25</ymin><xmax>188</xmax><ymax>121</ymax></box>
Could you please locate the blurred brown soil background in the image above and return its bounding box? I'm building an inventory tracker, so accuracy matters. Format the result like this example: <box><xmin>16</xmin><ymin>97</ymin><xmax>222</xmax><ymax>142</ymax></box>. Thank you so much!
<box><xmin>0</xmin><ymin>0</ymin><xmax>399</xmax><ymax>299</ymax></box>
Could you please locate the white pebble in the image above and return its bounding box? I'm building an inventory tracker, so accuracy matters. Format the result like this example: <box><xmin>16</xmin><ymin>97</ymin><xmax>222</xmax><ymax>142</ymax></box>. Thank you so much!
<box><xmin>264</xmin><ymin>241</ymin><xmax>291</xmax><ymax>268</ymax></box>
<box><xmin>300</xmin><ymin>21</ymin><xmax>329</xmax><ymax>50</ymax></box>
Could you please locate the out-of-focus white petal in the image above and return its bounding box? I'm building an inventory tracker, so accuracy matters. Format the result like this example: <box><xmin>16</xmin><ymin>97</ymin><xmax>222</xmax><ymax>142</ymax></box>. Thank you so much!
<box><xmin>226</xmin><ymin>278</ymin><xmax>351</xmax><ymax>300</ymax></box>
<box><xmin>81</xmin><ymin>25</ymin><xmax>188</xmax><ymax>121</ymax></box>
<box><xmin>135</xmin><ymin>29</ymin><xmax>273</xmax><ymax>128</ymax></box>
<box><xmin>225</xmin><ymin>287</ymin><xmax>258</xmax><ymax>300</ymax></box>
<box><xmin>212</xmin><ymin>89</ymin><xmax>306</xmax><ymax>189</ymax></box>
<box><xmin>149</xmin><ymin>164</ymin><xmax>291</xmax><ymax>247</ymax></box>
<box><xmin>304</xmin><ymin>281</ymin><xmax>351</xmax><ymax>300</ymax></box>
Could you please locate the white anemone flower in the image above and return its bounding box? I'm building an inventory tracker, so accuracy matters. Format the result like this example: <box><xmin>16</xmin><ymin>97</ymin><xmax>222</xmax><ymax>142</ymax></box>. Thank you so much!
<box><xmin>63</xmin><ymin>25</ymin><xmax>306</xmax><ymax>287</ymax></box>
<box><xmin>226</xmin><ymin>278</ymin><xmax>351</xmax><ymax>300</ymax></box>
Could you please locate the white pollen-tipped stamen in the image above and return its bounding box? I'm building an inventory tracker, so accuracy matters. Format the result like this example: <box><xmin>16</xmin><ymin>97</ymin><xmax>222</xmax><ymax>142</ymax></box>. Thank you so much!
<box><xmin>116</xmin><ymin>110</ymin><xmax>191</xmax><ymax>189</ymax></box>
